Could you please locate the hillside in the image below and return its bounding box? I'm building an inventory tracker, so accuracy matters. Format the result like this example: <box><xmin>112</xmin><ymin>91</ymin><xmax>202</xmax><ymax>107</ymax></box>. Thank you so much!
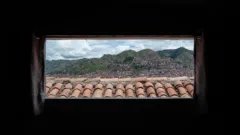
<box><xmin>45</xmin><ymin>47</ymin><xmax>194</xmax><ymax>77</ymax></box>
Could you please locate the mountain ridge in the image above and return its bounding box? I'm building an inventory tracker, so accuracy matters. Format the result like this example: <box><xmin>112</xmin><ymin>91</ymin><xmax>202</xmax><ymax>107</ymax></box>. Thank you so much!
<box><xmin>46</xmin><ymin>47</ymin><xmax>194</xmax><ymax>77</ymax></box>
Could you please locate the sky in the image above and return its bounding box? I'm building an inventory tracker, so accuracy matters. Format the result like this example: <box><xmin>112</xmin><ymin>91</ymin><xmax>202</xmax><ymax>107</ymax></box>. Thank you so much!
<box><xmin>46</xmin><ymin>39</ymin><xmax>194</xmax><ymax>60</ymax></box>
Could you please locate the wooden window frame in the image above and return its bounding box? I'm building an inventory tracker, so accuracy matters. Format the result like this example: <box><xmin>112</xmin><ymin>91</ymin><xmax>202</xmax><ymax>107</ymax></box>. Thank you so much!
<box><xmin>31</xmin><ymin>33</ymin><xmax>207</xmax><ymax>115</ymax></box>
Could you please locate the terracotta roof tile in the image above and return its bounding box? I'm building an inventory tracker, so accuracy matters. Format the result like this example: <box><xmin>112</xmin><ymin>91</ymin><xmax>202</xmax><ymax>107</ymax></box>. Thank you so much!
<box><xmin>70</xmin><ymin>89</ymin><xmax>81</xmax><ymax>98</ymax></box>
<box><xmin>115</xmin><ymin>84</ymin><xmax>125</xmax><ymax>97</ymax></box>
<box><xmin>174</xmin><ymin>81</ymin><xmax>191</xmax><ymax>98</ymax></box>
<box><xmin>125</xmin><ymin>84</ymin><xmax>135</xmax><ymax>97</ymax></box>
<box><xmin>70</xmin><ymin>84</ymin><xmax>83</xmax><ymax>98</ymax></box>
<box><xmin>48</xmin><ymin>89</ymin><xmax>59</xmax><ymax>98</ymax></box>
<box><xmin>104</xmin><ymin>89</ymin><xmax>113</xmax><ymax>98</ymax></box>
<box><xmin>60</xmin><ymin>83</ymin><xmax>73</xmax><ymax>98</ymax></box>
<box><xmin>164</xmin><ymin>83</ymin><xmax>179</xmax><ymax>97</ymax></box>
<box><xmin>135</xmin><ymin>82</ymin><xmax>143</xmax><ymax>89</ymax></box>
<box><xmin>83</xmin><ymin>84</ymin><xmax>93</xmax><ymax>98</ymax></box>
<box><xmin>174</xmin><ymin>81</ymin><xmax>183</xmax><ymax>89</ymax></box>
<box><xmin>47</xmin><ymin>83</ymin><xmax>63</xmax><ymax>98</ymax></box>
<box><xmin>116</xmin><ymin>84</ymin><xmax>125</xmax><ymax>91</ymax></box>
<box><xmin>136</xmin><ymin>88</ymin><xmax>145</xmax><ymax>97</ymax></box>
<box><xmin>105</xmin><ymin>83</ymin><xmax>113</xmax><ymax>90</ymax></box>
<box><xmin>126</xmin><ymin>84</ymin><xmax>135</xmax><ymax>91</ymax></box>
<box><xmin>64</xmin><ymin>83</ymin><xmax>72</xmax><ymax>89</ymax></box>
<box><xmin>83</xmin><ymin>89</ymin><xmax>92</xmax><ymax>98</ymax></box>
<box><xmin>155</xmin><ymin>83</ymin><xmax>168</xmax><ymax>97</ymax></box>
<box><xmin>145</xmin><ymin>82</ymin><xmax>154</xmax><ymax>88</ymax></box>
<box><xmin>146</xmin><ymin>87</ymin><xmax>156</xmax><ymax>97</ymax></box>
<box><xmin>126</xmin><ymin>89</ymin><xmax>135</xmax><ymax>97</ymax></box>
<box><xmin>46</xmin><ymin>82</ymin><xmax>53</xmax><ymax>88</ymax></box>
<box><xmin>52</xmin><ymin>83</ymin><xmax>62</xmax><ymax>90</ymax></box>
<box><xmin>46</xmin><ymin>82</ymin><xmax>53</xmax><ymax>94</ymax></box>
<box><xmin>92</xmin><ymin>89</ymin><xmax>103</xmax><ymax>98</ymax></box>
<box><xmin>45</xmin><ymin>77</ymin><xmax>194</xmax><ymax>98</ymax></box>
<box><xmin>145</xmin><ymin>82</ymin><xmax>156</xmax><ymax>97</ymax></box>
<box><xmin>131</xmin><ymin>77</ymin><xmax>147</xmax><ymax>82</ymax></box>
<box><xmin>95</xmin><ymin>83</ymin><xmax>104</xmax><ymax>90</ymax></box>
<box><xmin>84</xmin><ymin>84</ymin><xmax>93</xmax><ymax>91</ymax></box>
<box><xmin>155</xmin><ymin>82</ymin><xmax>164</xmax><ymax>89</ymax></box>
<box><xmin>92</xmin><ymin>84</ymin><xmax>104</xmax><ymax>98</ymax></box>
<box><xmin>115</xmin><ymin>89</ymin><xmax>124</xmax><ymax>97</ymax></box>
<box><xmin>183</xmin><ymin>81</ymin><xmax>194</xmax><ymax>96</ymax></box>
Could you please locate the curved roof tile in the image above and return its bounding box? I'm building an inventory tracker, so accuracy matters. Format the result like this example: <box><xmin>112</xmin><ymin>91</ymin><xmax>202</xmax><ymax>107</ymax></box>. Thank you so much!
<box><xmin>45</xmin><ymin>77</ymin><xmax>194</xmax><ymax>98</ymax></box>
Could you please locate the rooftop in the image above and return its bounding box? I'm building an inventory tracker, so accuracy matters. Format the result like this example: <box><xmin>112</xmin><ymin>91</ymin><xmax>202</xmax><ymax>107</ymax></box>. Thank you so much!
<box><xmin>45</xmin><ymin>76</ymin><xmax>194</xmax><ymax>98</ymax></box>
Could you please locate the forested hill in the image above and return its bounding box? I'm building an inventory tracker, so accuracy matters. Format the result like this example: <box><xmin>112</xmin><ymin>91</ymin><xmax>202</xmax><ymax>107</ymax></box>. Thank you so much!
<box><xmin>46</xmin><ymin>47</ymin><xmax>194</xmax><ymax>77</ymax></box>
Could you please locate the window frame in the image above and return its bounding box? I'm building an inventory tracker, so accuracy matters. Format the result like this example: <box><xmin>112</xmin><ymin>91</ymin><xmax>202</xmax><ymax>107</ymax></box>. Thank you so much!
<box><xmin>31</xmin><ymin>34</ymin><xmax>206</xmax><ymax>115</ymax></box>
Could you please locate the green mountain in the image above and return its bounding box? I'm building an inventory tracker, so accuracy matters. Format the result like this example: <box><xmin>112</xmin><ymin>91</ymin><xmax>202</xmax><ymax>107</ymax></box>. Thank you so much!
<box><xmin>45</xmin><ymin>47</ymin><xmax>194</xmax><ymax>77</ymax></box>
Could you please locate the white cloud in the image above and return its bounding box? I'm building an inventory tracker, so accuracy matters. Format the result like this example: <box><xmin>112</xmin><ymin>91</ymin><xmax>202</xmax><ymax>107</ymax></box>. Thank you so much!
<box><xmin>46</xmin><ymin>39</ymin><xmax>194</xmax><ymax>60</ymax></box>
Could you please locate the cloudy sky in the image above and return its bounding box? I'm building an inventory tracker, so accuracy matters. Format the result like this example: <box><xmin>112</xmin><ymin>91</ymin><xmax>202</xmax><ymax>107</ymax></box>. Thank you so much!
<box><xmin>46</xmin><ymin>39</ymin><xmax>194</xmax><ymax>60</ymax></box>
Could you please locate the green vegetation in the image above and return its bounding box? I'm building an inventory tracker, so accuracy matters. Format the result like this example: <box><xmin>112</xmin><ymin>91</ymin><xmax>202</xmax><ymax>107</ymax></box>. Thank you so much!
<box><xmin>46</xmin><ymin>47</ymin><xmax>194</xmax><ymax>75</ymax></box>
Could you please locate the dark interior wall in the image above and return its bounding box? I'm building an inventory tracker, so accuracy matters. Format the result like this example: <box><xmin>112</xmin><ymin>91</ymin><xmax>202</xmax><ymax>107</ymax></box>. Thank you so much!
<box><xmin>9</xmin><ymin>1</ymin><xmax>224</xmax><ymax>133</ymax></box>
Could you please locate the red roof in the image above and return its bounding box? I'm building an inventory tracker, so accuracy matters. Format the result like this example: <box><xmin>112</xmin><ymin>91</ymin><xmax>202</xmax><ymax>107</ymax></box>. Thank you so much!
<box><xmin>46</xmin><ymin>77</ymin><xmax>194</xmax><ymax>98</ymax></box>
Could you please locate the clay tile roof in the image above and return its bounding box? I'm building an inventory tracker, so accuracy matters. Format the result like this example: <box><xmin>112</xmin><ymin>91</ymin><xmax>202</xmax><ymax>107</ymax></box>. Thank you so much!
<box><xmin>104</xmin><ymin>88</ymin><xmax>113</xmax><ymax>97</ymax></box>
<box><xmin>59</xmin><ymin>83</ymin><xmax>73</xmax><ymax>98</ymax></box>
<box><xmin>46</xmin><ymin>82</ymin><xmax>53</xmax><ymax>88</ymax></box>
<box><xmin>71</xmin><ymin>89</ymin><xmax>82</xmax><ymax>98</ymax></box>
<box><xmin>131</xmin><ymin>77</ymin><xmax>147</xmax><ymax>82</ymax></box>
<box><xmin>106</xmin><ymin>83</ymin><xmax>113</xmax><ymax>90</ymax></box>
<box><xmin>84</xmin><ymin>84</ymin><xmax>93</xmax><ymax>91</ymax></box>
<box><xmin>166</xmin><ymin>88</ymin><xmax>179</xmax><ymax>97</ymax></box>
<box><xmin>83</xmin><ymin>84</ymin><xmax>93</xmax><ymax>97</ymax></box>
<box><xmin>73</xmin><ymin>84</ymin><xmax>83</xmax><ymax>92</ymax></box>
<box><xmin>135</xmin><ymin>82</ymin><xmax>143</xmax><ymax>89</ymax></box>
<box><xmin>45</xmin><ymin>76</ymin><xmax>194</xmax><ymax>98</ymax></box>
<box><xmin>47</xmin><ymin>83</ymin><xmax>63</xmax><ymax>98</ymax></box>
<box><xmin>146</xmin><ymin>87</ymin><xmax>156</xmax><ymax>97</ymax></box>
<box><xmin>183</xmin><ymin>81</ymin><xmax>194</xmax><ymax>96</ymax></box>
<box><xmin>126</xmin><ymin>89</ymin><xmax>135</xmax><ymax>97</ymax></box>
<box><xmin>95</xmin><ymin>83</ymin><xmax>103</xmax><ymax>90</ymax></box>
<box><xmin>115</xmin><ymin>89</ymin><xmax>124</xmax><ymax>97</ymax></box>
<box><xmin>178</xmin><ymin>87</ymin><xmax>191</xmax><ymax>98</ymax></box>
<box><xmin>60</xmin><ymin>89</ymin><xmax>71</xmax><ymax>98</ymax></box>
<box><xmin>116</xmin><ymin>84</ymin><xmax>125</xmax><ymax>92</ymax></box>
<box><xmin>83</xmin><ymin>89</ymin><xmax>92</xmax><ymax>98</ymax></box>
<box><xmin>183</xmin><ymin>81</ymin><xmax>192</xmax><ymax>87</ymax></box>
<box><xmin>92</xmin><ymin>88</ymin><xmax>103</xmax><ymax>98</ymax></box>
<box><xmin>126</xmin><ymin>84</ymin><xmax>135</xmax><ymax>91</ymax></box>
<box><xmin>174</xmin><ymin>81</ymin><xmax>183</xmax><ymax>88</ymax></box>
<box><xmin>46</xmin><ymin>82</ymin><xmax>52</xmax><ymax>94</ymax></box>
<box><xmin>164</xmin><ymin>83</ymin><xmax>178</xmax><ymax>97</ymax></box>
<box><xmin>156</xmin><ymin>87</ymin><xmax>168</xmax><ymax>97</ymax></box>
<box><xmin>173</xmin><ymin>81</ymin><xmax>191</xmax><ymax>98</ymax></box>
<box><xmin>136</xmin><ymin>88</ymin><xmax>145</xmax><ymax>97</ymax></box>
<box><xmin>145</xmin><ymin>82</ymin><xmax>154</xmax><ymax>88</ymax></box>
<box><xmin>164</xmin><ymin>83</ymin><xmax>174</xmax><ymax>89</ymax></box>
<box><xmin>52</xmin><ymin>83</ymin><xmax>62</xmax><ymax>90</ymax></box>
<box><xmin>64</xmin><ymin>83</ymin><xmax>73</xmax><ymax>89</ymax></box>
<box><xmin>155</xmin><ymin>82</ymin><xmax>164</xmax><ymax>89</ymax></box>
<box><xmin>48</xmin><ymin>89</ymin><xmax>59</xmax><ymax>98</ymax></box>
